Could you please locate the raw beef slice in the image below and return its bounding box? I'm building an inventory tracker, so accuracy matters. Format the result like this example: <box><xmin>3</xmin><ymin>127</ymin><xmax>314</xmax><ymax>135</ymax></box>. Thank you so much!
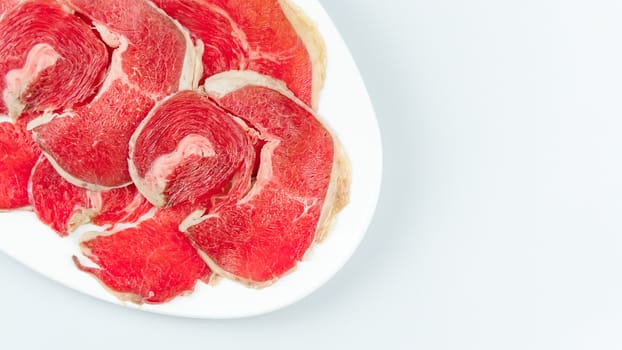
<box><xmin>0</xmin><ymin>115</ymin><xmax>41</xmax><ymax>210</ymax></box>
<box><xmin>155</xmin><ymin>0</ymin><xmax>326</xmax><ymax>109</ymax></box>
<box><xmin>30</xmin><ymin>157</ymin><xmax>152</xmax><ymax>236</ymax></box>
<box><xmin>74</xmin><ymin>205</ymin><xmax>211</xmax><ymax>304</ymax></box>
<box><xmin>0</xmin><ymin>0</ymin><xmax>108</xmax><ymax>117</ymax></box>
<box><xmin>182</xmin><ymin>71</ymin><xmax>350</xmax><ymax>286</ymax></box>
<box><xmin>31</xmin><ymin>0</ymin><xmax>202</xmax><ymax>189</ymax></box>
<box><xmin>129</xmin><ymin>90</ymin><xmax>255</xmax><ymax>207</ymax></box>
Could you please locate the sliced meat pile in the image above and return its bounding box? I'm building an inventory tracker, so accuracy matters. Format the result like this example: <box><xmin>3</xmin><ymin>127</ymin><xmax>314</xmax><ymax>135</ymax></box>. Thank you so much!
<box><xmin>30</xmin><ymin>0</ymin><xmax>199</xmax><ymax>189</ymax></box>
<box><xmin>183</xmin><ymin>71</ymin><xmax>350</xmax><ymax>286</ymax></box>
<box><xmin>0</xmin><ymin>0</ymin><xmax>350</xmax><ymax>304</ymax></box>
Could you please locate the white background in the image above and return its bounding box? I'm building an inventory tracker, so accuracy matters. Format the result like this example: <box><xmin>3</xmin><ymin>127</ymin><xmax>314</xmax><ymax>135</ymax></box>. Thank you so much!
<box><xmin>2</xmin><ymin>0</ymin><xmax>622</xmax><ymax>348</ymax></box>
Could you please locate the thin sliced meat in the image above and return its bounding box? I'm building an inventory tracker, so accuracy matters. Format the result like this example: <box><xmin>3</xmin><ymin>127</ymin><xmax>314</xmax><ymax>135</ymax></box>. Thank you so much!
<box><xmin>0</xmin><ymin>114</ymin><xmax>41</xmax><ymax>210</ymax></box>
<box><xmin>29</xmin><ymin>157</ymin><xmax>152</xmax><ymax>236</ymax></box>
<box><xmin>62</xmin><ymin>0</ymin><xmax>201</xmax><ymax>97</ymax></box>
<box><xmin>74</xmin><ymin>205</ymin><xmax>211</xmax><ymax>304</ymax></box>
<box><xmin>0</xmin><ymin>0</ymin><xmax>108</xmax><ymax>117</ymax></box>
<box><xmin>155</xmin><ymin>0</ymin><xmax>325</xmax><ymax>109</ymax></box>
<box><xmin>31</xmin><ymin>83</ymin><xmax>155</xmax><ymax>189</ymax></box>
<box><xmin>154</xmin><ymin>0</ymin><xmax>247</xmax><ymax>82</ymax></box>
<box><xmin>31</xmin><ymin>0</ymin><xmax>202</xmax><ymax>189</ymax></box>
<box><xmin>184</xmin><ymin>71</ymin><xmax>350</xmax><ymax>286</ymax></box>
<box><xmin>129</xmin><ymin>90</ymin><xmax>255</xmax><ymax>207</ymax></box>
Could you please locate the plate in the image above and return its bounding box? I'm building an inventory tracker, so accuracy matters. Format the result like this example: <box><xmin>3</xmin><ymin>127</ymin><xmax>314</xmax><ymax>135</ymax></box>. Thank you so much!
<box><xmin>0</xmin><ymin>0</ymin><xmax>382</xmax><ymax>319</ymax></box>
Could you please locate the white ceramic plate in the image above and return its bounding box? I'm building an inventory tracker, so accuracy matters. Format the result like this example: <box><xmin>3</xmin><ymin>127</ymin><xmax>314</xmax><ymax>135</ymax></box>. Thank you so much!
<box><xmin>0</xmin><ymin>0</ymin><xmax>382</xmax><ymax>319</ymax></box>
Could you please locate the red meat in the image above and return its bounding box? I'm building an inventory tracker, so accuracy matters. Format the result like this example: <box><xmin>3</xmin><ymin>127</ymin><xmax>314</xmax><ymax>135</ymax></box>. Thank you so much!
<box><xmin>74</xmin><ymin>205</ymin><xmax>211</xmax><ymax>304</ymax></box>
<box><xmin>29</xmin><ymin>157</ymin><xmax>152</xmax><ymax>236</ymax></box>
<box><xmin>0</xmin><ymin>0</ymin><xmax>108</xmax><ymax>117</ymax></box>
<box><xmin>184</xmin><ymin>71</ymin><xmax>350</xmax><ymax>286</ymax></box>
<box><xmin>129</xmin><ymin>90</ymin><xmax>255</xmax><ymax>207</ymax></box>
<box><xmin>31</xmin><ymin>0</ymin><xmax>201</xmax><ymax>189</ymax></box>
<box><xmin>0</xmin><ymin>114</ymin><xmax>40</xmax><ymax>210</ymax></box>
<box><xmin>155</xmin><ymin>0</ymin><xmax>326</xmax><ymax>109</ymax></box>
